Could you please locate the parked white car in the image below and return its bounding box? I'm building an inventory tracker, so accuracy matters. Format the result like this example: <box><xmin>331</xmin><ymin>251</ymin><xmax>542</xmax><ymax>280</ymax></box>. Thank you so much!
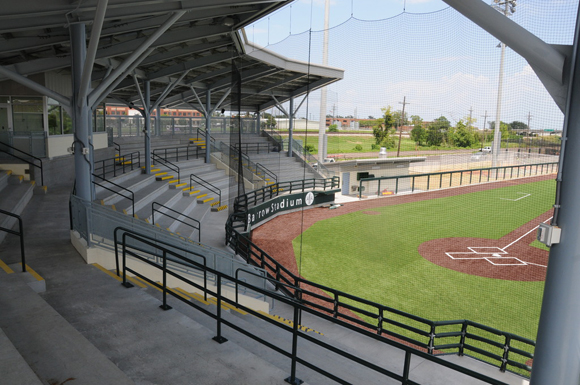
<box><xmin>482</xmin><ymin>146</ymin><xmax>492</xmax><ymax>153</ymax></box>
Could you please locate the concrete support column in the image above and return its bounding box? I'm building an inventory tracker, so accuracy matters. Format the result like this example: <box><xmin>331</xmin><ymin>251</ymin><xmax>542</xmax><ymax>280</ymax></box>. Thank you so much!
<box><xmin>255</xmin><ymin>112</ymin><xmax>261</xmax><ymax>134</ymax></box>
<box><xmin>70</xmin><ymin>23</ymin><xmax>92</xmax><ymax>201</ymax></box>
<box><xmin>155</xmin><ymin>106</ymin><xmax>161</xmax><ymax>136</ymax></box>
<box><xmin>205</xmin><ymin>88</ymin><xmax>211</xmax><ymax>163</ymax></box>
<box><xmin>530</xmin><ymin>8</ymin><xmax>580</xmax><ymax>383</ymax></box>
<box><xmin>144</xmin><ymin>80</ymin><xmax>151</xmax><ymax>174</ymax></box>
<box><xmin>288</xmin><ymin>97</ymin><xmax>294</xmax><ymax>158</ymax></box>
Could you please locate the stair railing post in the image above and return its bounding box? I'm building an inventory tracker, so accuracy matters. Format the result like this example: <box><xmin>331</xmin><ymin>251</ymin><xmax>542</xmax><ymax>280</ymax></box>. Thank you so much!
<box><xmin>212</xmin><ymin>276</ymin><xmax>228</xmax><ymax>344</ymax></box>
<box><xmin>285</xmin><ymin>304</ymin><xmax>303</xmax><ymax>385</ymax></box>
<box><xmin>159</xmin><ymin>250</ymin><xmax>172</xmax><ymax>310</ymax></box>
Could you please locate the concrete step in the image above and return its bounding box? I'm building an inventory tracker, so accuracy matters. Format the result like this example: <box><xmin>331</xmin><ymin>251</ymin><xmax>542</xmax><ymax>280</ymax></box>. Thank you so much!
<box><xmin>37</xmin><ymin>263</ymin><xmax>294</xmax><ymax>385</ymax></box>
<box><xmin>0</xmin><ymin>181</ymin><xmax>34</xmax><ymax>244</ymax></box>
<box><xmin>0</xmin><ymin>272</ymin><xmax>135</xmax><ymax>385</ymax></box>
<box><xmin>0</xmin><ymin>327</ymin><xmax>43</xmax><ymax>385</ymax></box>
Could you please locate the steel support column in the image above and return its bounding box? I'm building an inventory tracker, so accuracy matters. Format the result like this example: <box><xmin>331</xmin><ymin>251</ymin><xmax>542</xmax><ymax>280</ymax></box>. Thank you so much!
<box><xmin>288</xmin><ymin>97</ymin><xmax>294</xmax><ymax>158</ymax></box>
<box><xmin>144</xmin><ymin>80</ymin><xmax>151</xmax><ymax>174</ymax></box>
<box><xmin>156</xmin><ymin>106</ymin><xmax>161</xmax><ymax>136</ymax></box>
<box><xmin>205</xmin><ymin>88</ymin><xmax>211</xmax><ymax>164</ymax></box>
<box><xmin>255</xmin><ymin>112</ymin><xmax>260</xmax><ymax>134</ymax></box>
<box><xmin>530</xmin><ymin>6</ymin><xmax>580</xmax><ymax>384</ymax></box>
<box><xmin>70</xmin><ymin>23</ymin><xmax>92</xmax><ymax>202</ymax></box>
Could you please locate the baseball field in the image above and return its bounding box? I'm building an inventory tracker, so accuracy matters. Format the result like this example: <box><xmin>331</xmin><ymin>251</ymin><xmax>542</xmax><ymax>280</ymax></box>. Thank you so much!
<box><xmin>252</xmin><ymin>175</ymin><xmax>556</xmax><ymax>371</ymax></box>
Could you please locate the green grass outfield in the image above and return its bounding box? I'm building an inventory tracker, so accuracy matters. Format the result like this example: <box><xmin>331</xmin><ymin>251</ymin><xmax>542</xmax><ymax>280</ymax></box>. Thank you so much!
<box><xmin>293</xmin><ymin>179</ymin><xmax>555</xmax><ymax>345</ymax></box>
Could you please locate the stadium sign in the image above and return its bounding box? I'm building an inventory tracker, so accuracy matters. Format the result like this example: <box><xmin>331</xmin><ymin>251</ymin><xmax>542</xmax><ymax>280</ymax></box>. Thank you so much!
<box><xmin>246</xmin><ymin>191</ymin><xmax>335</xmax><ymax>228</ymax></box>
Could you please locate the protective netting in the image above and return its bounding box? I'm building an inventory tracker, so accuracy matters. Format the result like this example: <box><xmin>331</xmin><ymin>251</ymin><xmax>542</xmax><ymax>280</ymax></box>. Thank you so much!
<box><xmin>234</xmin><ymin>1</ymin><xmax>578</xmax><ymax>375</ymax></box>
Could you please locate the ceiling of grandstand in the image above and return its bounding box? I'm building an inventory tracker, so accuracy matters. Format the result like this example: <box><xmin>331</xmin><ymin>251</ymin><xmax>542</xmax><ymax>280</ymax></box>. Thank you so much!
<box><xmin>0</xmin><ymin>0</ymin><xmax>343</xmax><ymax>112</ymax></box>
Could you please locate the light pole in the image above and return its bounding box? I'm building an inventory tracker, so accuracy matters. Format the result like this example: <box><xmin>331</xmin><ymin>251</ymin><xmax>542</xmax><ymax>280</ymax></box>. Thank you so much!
<box><xmin>491</xmin><ymin>0</ymin><xmax>516</xmax><ymax>167</ymax></box>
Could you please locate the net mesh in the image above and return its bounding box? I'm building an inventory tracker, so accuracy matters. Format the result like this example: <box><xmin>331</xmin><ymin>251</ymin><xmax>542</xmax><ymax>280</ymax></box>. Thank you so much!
<box><xmin>234</xmin><ymin>1</ymin><xmax>578</xmax><ymax>375</ymax></box>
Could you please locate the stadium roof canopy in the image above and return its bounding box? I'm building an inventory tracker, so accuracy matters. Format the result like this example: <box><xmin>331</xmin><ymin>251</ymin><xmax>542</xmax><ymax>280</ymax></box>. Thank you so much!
<box><xmin>0</xmin><ymin>0</ymin><xmax>343</xmax><ymax>112</ymax></box>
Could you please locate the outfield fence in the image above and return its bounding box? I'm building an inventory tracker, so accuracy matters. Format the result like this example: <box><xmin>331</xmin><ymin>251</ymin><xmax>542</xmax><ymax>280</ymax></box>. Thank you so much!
<box><xmin>225</xmin><ymin>177</ymin><xmax>536</xmax><ymax>377</ymax></box>
<box><xmin>358</xmin><ymin>162</ymin><xmax>558</xmax><ymax>198</ymax></box>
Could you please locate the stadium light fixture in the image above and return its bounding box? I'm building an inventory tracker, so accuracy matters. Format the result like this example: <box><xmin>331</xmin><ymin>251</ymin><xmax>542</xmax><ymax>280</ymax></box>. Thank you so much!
<box><xmin>490</xmin><ymin>0</ymin><xmax>516</xmax><ymax>168</ymax></box>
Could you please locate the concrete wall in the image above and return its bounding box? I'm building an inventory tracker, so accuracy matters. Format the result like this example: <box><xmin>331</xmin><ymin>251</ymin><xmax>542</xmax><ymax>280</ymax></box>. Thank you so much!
<box><xmin>47</xmin><ymin>132</ymin><xmax>109</xmax><ymax>158</ymax></box>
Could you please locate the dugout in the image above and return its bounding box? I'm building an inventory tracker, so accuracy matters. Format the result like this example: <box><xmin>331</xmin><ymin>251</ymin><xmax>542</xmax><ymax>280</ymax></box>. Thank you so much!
<box><xmin>324</xmin><ymin>157</ymin><xmax>426</xmax><ymax>196</ymax></box>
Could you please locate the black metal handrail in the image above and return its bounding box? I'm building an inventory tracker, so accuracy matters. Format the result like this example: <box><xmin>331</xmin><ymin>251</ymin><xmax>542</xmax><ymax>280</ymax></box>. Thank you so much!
<box><xmin>358</xmin><ymin>162</ymin><xmax>559</xmax><ymax>198</ymax></box>
<box><xmin>234</xmin><ymin>142</ymin><xmax>274</xmax><ymax>154</ymax></box>
<box><xmin>221</xmin><ymin>141</ymin><xmax>279</xmax><ymax>184</ymax></box>
<box><xmin>0</xmin><ymin>208</ymin><xmax>26</xmax><ymax>272</ymax></box>
<box><xmin>255</xmin><ymin>163</ymin><xmax>277</xmax><ymax>184</ymax></box>
<box><xmin>233</xmin><ymin>177</ymin><xmax>340</xmax><ymax>213</ymax></box>
<box><xmin>115</xmin><ymin>227</ymin><xmax>509</xmax><ymax>385</ymax></box>
<box><xmin>189</xmin><ymin>174</ymin><xmax>221</xmax><ymax>205</ymax></box>
<box><xmin>151</xmin><ymin>153</ymin><xmax>180</xmax><ymax>183</ymax></box>
<box><xmin>195</xmin><ymin>127</ymin><xmax>215</xmax><ymax>144</ymax></box>
<box><xmin>152</xmin><ymin>202</ymin><xmax>201</xmax><ymax>242</ymax></box>
<box><xmin>113</xmin><ymin>226</ymin><xmax>207</xmax><ymax>301</ymax></box>
<box><xmin>94</xmin><ymin>151</ymin><xmax>141</xmax><ymax>179</ymax></box>
<box><xmin>226</xmin><ymin>177</ymin><xmax>535</xmax><ymax>376</ymax></box>
<box><xmin>92</xmin><ymin>173</ymin><xmax>135</xmax><ymax>215</ymax></box>
<box><xmin>114</xmin><ymin>142</ymin><xmax>121</xmax><ymax>155</ymax></box>
<box><xmin>0</xmin><ymin>140</ymin><xmax>44</xmax><ymax>186</ymax></box>
<box><xmin>152</xmin><ymin>146</ymin><xmax>203</xmax><ymax>163</ymax></box>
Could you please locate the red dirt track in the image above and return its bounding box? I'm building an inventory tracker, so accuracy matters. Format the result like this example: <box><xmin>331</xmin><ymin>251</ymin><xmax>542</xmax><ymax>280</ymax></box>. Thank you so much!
<box><xmin>251</xmin><ymin>175</ymin><xmax>554</xmax><ymax>282</ymax></box>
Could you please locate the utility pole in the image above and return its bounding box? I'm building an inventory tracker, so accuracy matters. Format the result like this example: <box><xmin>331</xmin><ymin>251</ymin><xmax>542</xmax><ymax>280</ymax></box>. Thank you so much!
<box><xmin>396</xmin><ymin>96</ymin><xmax>409</xmax><ymax>157</ymax></box>
<box><xmin>468</xmin><ymin>106</ymin><xmax>474</xmax><ymax>128</ymax></box>
<box><xmin>527</xmin><ymin>111</ymin><xmax>533</xmax><ymax>132</ymax></box>
<box><xmin>481</xmin><ymin>110</ymin><xmax>489</xmax><ymax>148</ymax></box>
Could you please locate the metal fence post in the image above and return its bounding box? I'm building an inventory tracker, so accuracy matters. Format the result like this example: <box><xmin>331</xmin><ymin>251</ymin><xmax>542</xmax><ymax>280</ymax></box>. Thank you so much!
<box><xmin>285</xmin><ymin>305</ymin><xmax>303</xmax><ymax>385</ymax></box>
<box><xmin>160</xmin><ymin>250</ymin><xmax>172</xmax><ymax>310</ymax></box>
<box><xmin>212</xmin><ymin>277</ymin><xmax>228</xmax><ymax>344</ymax></box>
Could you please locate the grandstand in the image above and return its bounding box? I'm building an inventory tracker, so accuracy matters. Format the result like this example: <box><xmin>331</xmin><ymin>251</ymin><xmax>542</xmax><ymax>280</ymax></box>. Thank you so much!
<box><xmin>1</xmin><ymin>1</ymin><xmax>580</xmax><ymax>384</ymax></box>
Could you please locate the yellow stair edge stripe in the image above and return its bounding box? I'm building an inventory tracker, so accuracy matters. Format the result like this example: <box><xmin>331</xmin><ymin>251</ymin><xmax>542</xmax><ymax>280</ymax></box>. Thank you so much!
<box><xmin>174</xmin><ymin>182</ymin><xmax>188</xmax><ymax>188</ymax></box>
<box><xmin>0</xmin><ymin>259</ymin><xmax>14</xmax><ymax>274</ymax></box>
<box><xmin>91</xmin><ymin>263</ymin><xmax>146</xmax><ymax>288</ymax></box>
<box><xmin>159</xmin><ymin>176</ymin><xmax>174</xmax><ymax>181</ymax></box>
<box><xmin>111</xmin><ymin>204</ymin><xmax>117</xmax><ymax>211</ymax></box>
<box><xmin>200</xmin><ymin>197</ymin><xmax>214</xmax><ymax>204</ymax></box>
<box><xmin>167</xmin><ymin>287</ymin><xmax>191</xmax><ymax>300</ymax></box>
<box><xmin>168</xmin><ymin>179</ymin><xmax>181</xmax><ymax>184</ymax></box>
<box><xmin>208</xmin><ymin>297</ymin><xmax>248</xmax><ymax>315</ymax></box>
<box><xmin>134</xmin><ymin>276</ymin><xmax>163</xmax><ymax>292</ymax></box>
<box><xmin>187</xmin><ymin>190</ymin><xmax>201</xmax><ymax>196</ymax></box>
<box><xmin>155</xmin><ymin>172</ymin><xmax>168</xmax><ymax>177</ymax></box>
<box><xmin>92</xmin><ymin>263</ymin><xmax>122</xmax><ymax>283</ymax></box>
<box><xmin>257</xmin><ymin>311</ymin><xmax>324</xmax><ymax>335</ymax></box>
<box><xmin>174</xmin><ymin>287</ymin><xmax>211</xmax><ymax>305</ymax></box>
<box><xmin>20</xmin><ymin>264</ymin><xmax>43</xmax><ymax>281</ymax></box>
<box><xmin>196</xmin><ymin>193</ymin><xmax>208</xmax><ymax>199</ymax></box>
<box><xmin>210</xmin><ymin>201</ymin><xmax>220</xmax><ymax>207</ymax></box>
<box><xmin>145</xmin><ymin>218</ymin><xmax>150</xmax><ymax>223</ymax></box>
<box><xmin>215</xmin><ymin>205</ymin><xmax>228</xmax><ymax>212</ymax></box>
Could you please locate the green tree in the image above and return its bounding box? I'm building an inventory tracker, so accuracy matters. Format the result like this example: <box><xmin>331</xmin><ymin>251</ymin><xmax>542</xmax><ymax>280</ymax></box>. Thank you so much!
<box><xmin>372</xmin><ymin>106</ymin><xmax>396</xmax><ymax>148</ymax></box>
<box><xmin>410</xmin><ymin>126</ymin><xmax>427</xmax><ymax>145</ymax></box>
<box><xmin>261</xmin><ymin>112</ymin><xmax>277</xmax><ymax>129</ymax></box>
<box><xmin>328</xmin><ymin>124</ymin><xmax>339</xmax><ymax>132</ymax></box>
<box><xmin>510</xmin><ymin>121</ymin><xmax>528</xmax><ymax>132</ymax></box>
<box><xmin>426</xmin><ymin>116</ymin><xmax>450</xmax><ymax>147</ymax></box>
<box><xmin>449</xmin><ymin>120</ymin><xmax>478</xmax><ymax>148</ymax></box>
<box><xmin>392</xmin><ymin>110</ymin><xmax>409</xmax><ymax>126</ymax></box>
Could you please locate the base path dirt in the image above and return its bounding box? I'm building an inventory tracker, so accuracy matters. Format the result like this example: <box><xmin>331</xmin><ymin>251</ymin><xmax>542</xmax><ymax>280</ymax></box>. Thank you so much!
<box><xmin>251</xmin><ymin>174</ymin><xmax>554</xmax><ymax>282</ymax></box>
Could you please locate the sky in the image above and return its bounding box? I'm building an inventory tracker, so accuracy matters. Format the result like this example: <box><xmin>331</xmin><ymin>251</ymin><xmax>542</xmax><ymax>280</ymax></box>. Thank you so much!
<box><xmin>246</xmin><ymin>0</ymin><xmax>578</xmax><ymax>131</ymax></box>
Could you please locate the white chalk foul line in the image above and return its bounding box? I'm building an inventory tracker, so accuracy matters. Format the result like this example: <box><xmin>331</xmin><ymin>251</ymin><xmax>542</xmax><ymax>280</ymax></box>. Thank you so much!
<box><xmin>500</xmin><ymin>192</ymin><xmax>531</xmax><ymax>201</ymax></box>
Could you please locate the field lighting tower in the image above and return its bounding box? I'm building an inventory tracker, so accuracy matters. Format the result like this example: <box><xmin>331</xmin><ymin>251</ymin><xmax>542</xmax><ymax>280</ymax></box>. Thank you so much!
<box><xmin>491</xmin><ymin>0</ymin><xmax>516</xmax><ymax>167</ymax></box>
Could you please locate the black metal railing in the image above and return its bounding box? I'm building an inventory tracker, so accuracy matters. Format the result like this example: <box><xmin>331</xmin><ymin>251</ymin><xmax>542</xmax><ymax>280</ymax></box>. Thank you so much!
<box><xmin>234</xmin><ymin>142</ymin><xmax>275</xmax><ymax>154</ymax></box>
<box><xmin>114</xmin><ymin>142</ymin><xmax>121</xmax><ymax>155</ymax></box>
<box><xmin>151</xmin><ymin>153</ymin><xmax>180</xmax><ymax>183</ymax></box>
<box><xmin>255</xmin><ymin>163</ymin><xmax>277</xmax><ymax>184</ymax></box>
<box><xmin>220</xmin><ymin>141</ymin><xmax>279</xmax><ymax>184</ymax></box>
<box><xmin>358</xmin><ymin>162</ymin><xmax>559</xmax><ymax>198</ymax></box>
<box><xmin>225</xmin><ymin>177</ymin><xmax>535</xmax><ymax>377</ymax></box>
<box><xmin>194</xmin><ymin>127</ymin><xmax>216</xmax><ymax>144</ymax></box>
<box><xmin>189</xmin><ymin>174</ymin><xmax>221</xmax><ymax>205</ymax></box>
<box><xmin>94</xmin><ymin>151</ymin><xmax>141</xmax><ymax>179</ymax></box>
<box><xmin>233</xmin><ymin>177</ymin><xmax>340</xmax><ymax>213</ymax></box>
<box><xmin>152</xmin><ymin>146</ymin><xmax>203</xmax><ymax>163</ymax></box>
<box><xmin>92</xmin><ymin>173</ymin><xmax>135</xmax><ymax>215</ymax></box>
<box><xmin>0</xmin><ymin>209</ymin><xmax>26</xmax><ymax>272</ymax></box>
<box><xmin>114</xmin><ymin>227</ymin><xmax>510</xmax><ymax>385</ymax></box>
<box><xmin>0</xmin><ymin>140</ymin><xmax>44</xmax><ymax>186</ymax></box>
<box><xmin>152</xmin><ymin>202</ymin><xmax>201</xmax><ymax>242</ymax></box>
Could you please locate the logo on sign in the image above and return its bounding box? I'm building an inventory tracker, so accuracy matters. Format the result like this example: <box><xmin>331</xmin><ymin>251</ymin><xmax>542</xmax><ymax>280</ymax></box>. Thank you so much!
<box><xmin>305</xmin><ymin>192</ymin><xmax>314</xmax><ymax>206</ymax></box>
